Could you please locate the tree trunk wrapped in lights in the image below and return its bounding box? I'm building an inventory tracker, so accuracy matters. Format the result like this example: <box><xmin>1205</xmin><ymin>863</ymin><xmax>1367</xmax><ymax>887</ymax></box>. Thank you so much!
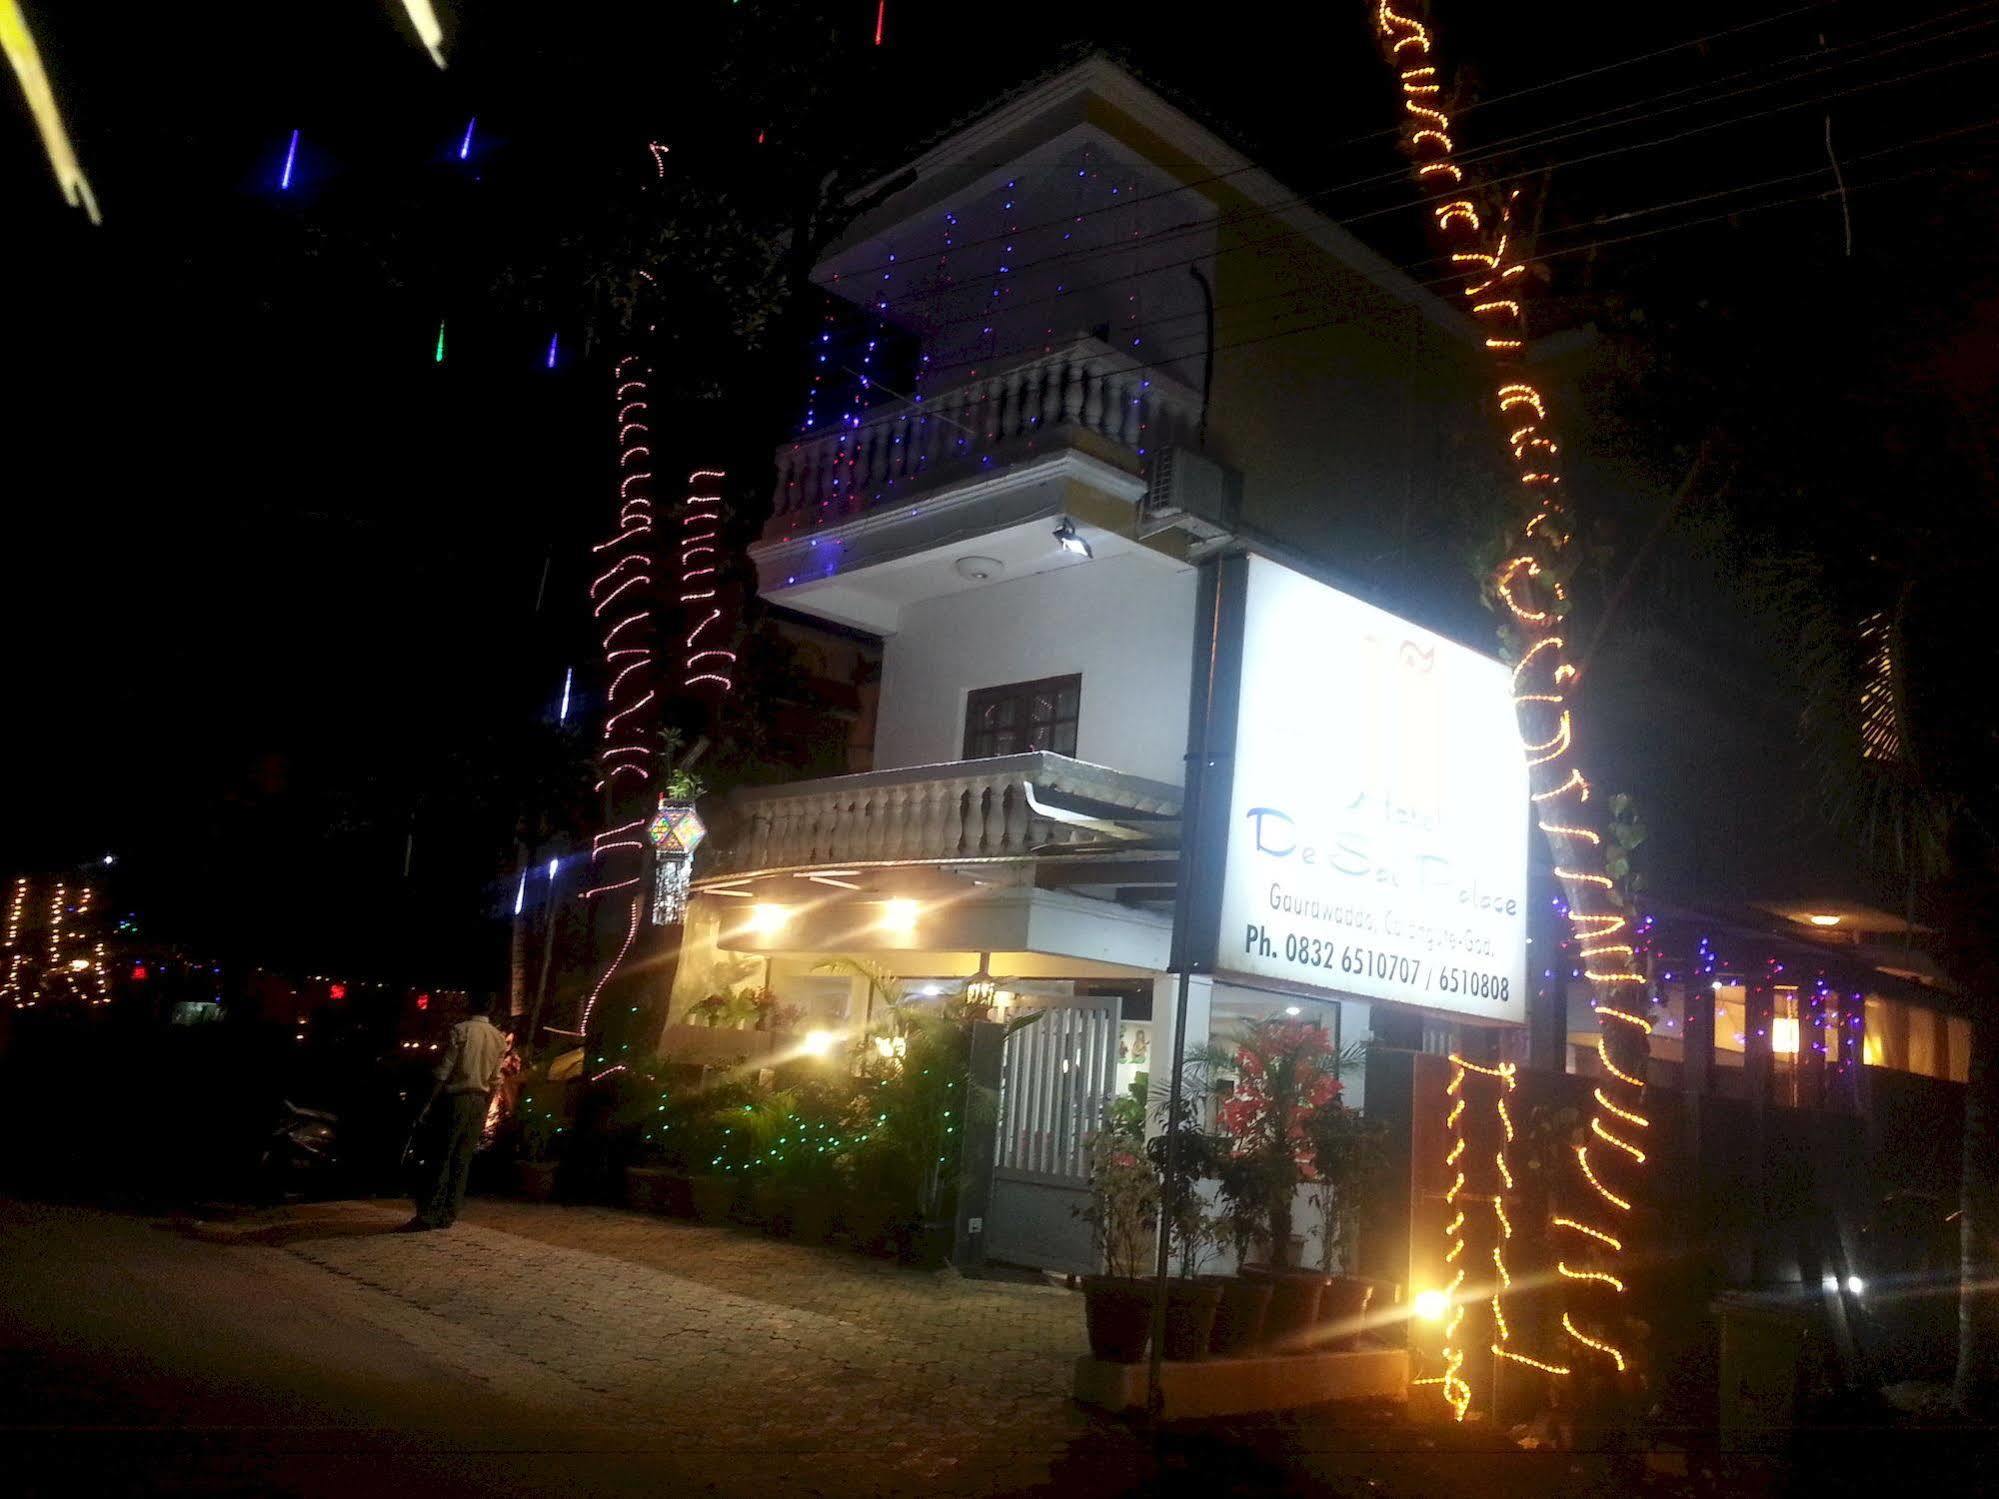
<box><xmin>1367</xmin><ymin>3</ymin><xmax>1652</xmax><ymax>1397</ymax></box>
<box><xmin>578</xmin><ymin>354</ymin><xmax>665</xmax><ymax>1043</ymax></box>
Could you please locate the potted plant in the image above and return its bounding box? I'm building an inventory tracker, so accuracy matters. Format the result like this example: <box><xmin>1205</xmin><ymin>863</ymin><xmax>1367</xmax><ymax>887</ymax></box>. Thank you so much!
<box><xmin>761</xmin><ymin>1075</ymin><xmax>851</xmax><ymax>1243</ymax></box>
<box><xmin>1210</xmin><ymin>1017</ymin><xmax>1345</xmax><ymax>1350</ymax></box>
<box><xmin>1305</xmin><ymin>1088</ymin><xmax>1391</xmax><ymax>1345</ymax></box>
<box><xmin>1145</xmin><ymin>1076</ymin><xmax>1228</xmax><ymax>1361</ymax></box>
<box><xmin>814</xmin><ymin>957</ymin><xmax>1035</xmax><ymax>1267</ymax></box>
<box><xmin>678</xmin><ymin>1079</ymin><xmax>760</xmax><ymax>1223</ymax></box>
<box><xmin>512</xmin><ymin>1085</ymin><xmax>562</xmax><ymax>1201</ymax></box>
<box><xmin>1076</xmin><ymin>1126</ymin><xmax>1160</xmax><ymax>1362</ymax></box>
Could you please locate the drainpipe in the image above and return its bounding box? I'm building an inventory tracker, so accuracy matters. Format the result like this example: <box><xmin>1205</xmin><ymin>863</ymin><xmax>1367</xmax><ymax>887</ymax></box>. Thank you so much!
<box><xmin>1189</xmin><ymin>267</ymin><xmax>1216</xmax><ymax>450</ymax></box>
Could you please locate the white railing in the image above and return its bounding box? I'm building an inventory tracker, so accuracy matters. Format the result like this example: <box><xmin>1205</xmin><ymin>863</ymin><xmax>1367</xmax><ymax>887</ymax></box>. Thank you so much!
<box><xmin>702</xmin><ymin>751</ymin><xmax>1182</xmax><ymax>877</ymax></box>
<box><xmin>766</xmin><ymin>335</ymin><xmax>1201</xmax><ymax>537</ymax></box>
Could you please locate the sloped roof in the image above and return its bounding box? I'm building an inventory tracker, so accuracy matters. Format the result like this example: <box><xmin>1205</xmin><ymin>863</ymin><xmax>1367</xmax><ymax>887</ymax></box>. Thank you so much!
<box><xmin>822</xmin><ymin>52</ymin><xmax>1479</xmax><ymax>344</ymax></box>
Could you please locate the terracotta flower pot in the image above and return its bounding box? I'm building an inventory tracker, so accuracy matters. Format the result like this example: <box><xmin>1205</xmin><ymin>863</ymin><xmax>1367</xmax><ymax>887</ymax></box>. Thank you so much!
<box><xmin>1241</xmin><ymin>1265</ymin><xmax>1324</xmax><ymax>1352</ymax></box>
<box><xmin>1162</xmin><ymin>1279</ymin><xmax>1224</xmax><ymax>1362</ymax></box>
<box><xmin>622</xmin><ymin>1165</ymin><xmax>683</xmax><ymax>1216</ymax></box>
<box><xmin>512</xmin><ymin>1160</ymin><xmax>558</xmax><ymax>1202</ymax></box>
<box><xmin>1316</xmin><ymin>1275</ymin><xmax>1377</xmax><ymax>1348</ymax></box>
<box><xmin>747</xmin><ymin>1179</ymin><xmax>787</xmax><ymax>1232</ymax></box>
<box><xmin>688</xmin><ymin>1173</ymin><xmax>737</xmax><ymax>1224</ymax></box>
<box><xmin>898</xmin><ymin>1217</ymin><xmax>953</xmax><ymax>1269</ymax></box>
<box><xmin>1200</xmin><ymin>1274</ymin><xmax>1272</xmax><ymax>1357</ymax></box>
<box><xmin>787</xmin><ymin>1188</ymin><xmax>837</xmax><ymax>1245</ymax></box>
<box><xmin>1082</xmin><ymin>1276</ymin><xmax>1154</xmax><ymax>1363</ymax></box>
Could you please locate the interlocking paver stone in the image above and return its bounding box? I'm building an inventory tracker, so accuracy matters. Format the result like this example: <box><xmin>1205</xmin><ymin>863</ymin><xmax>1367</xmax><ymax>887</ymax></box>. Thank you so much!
<box><xmin>267</xmin><ymin>1197</ymin><xmax>1116</xmax><ymax>1494</ymax></box>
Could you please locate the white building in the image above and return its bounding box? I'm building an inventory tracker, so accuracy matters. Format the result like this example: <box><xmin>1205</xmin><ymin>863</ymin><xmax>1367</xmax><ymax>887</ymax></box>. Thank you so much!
<box><xmin>665</xmin><ymin>55</ymin><xmax>1500</xmax><ymax>1272</ymax></box>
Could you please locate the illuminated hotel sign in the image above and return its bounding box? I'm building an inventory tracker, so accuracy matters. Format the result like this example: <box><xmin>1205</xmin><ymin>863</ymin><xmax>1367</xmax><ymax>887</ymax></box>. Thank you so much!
<box><xmin>1202</xmin><ymin>555</ymin><xmax>1529</xmax><ymax>1023</ymax></box>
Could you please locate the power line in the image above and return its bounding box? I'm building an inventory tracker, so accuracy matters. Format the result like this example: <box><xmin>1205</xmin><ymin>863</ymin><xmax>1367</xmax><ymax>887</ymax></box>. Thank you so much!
<box><xmin>826</xmin><ymin>42</ymin><xmax>1999</xmax><ymax>360</ymax></box>
<box><xmin>905</xmin><ymin>112</ymin><xmax>1999</xmax><ymax>373</ymax></box>
<box><xmin>843</xmin><ymin>141</ymin><xmax>1992</xmax><ymax>396</ymax></box>
<box><xmin>1453</xmin><ymin>2</ymin><xmax>1842</xmax><ymax>120</ymax></box>
<box><xmin>820</xmin><ymin>2</ymin><xmax>1994</xmax><ymax>300</ymax></box>
<box><xmin>820</xmin><ymin>3</ymin><xmax>1858</xmax><ymax>291</ymax></box>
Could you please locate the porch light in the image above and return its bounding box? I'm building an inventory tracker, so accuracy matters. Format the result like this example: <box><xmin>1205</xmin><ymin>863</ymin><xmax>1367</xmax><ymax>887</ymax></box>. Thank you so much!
<box><xmin>745</xmin><ymin>902</ymin><xmax>792</xmax><ymax>938</ymax></box>
<box><xmin>1052</xmin><ymin>518</ymin><xmax>1092</xmax><ymax>559</ymax></box>
<box><xmin>1413</xmin><ymin>1289</ymin><xmax>1450</xmax><ymax>1323</ymax></box>
<box><xmin>880</xmin><ymin>898</ymin><xmax>920</xmax><ymax>935</ymax></box>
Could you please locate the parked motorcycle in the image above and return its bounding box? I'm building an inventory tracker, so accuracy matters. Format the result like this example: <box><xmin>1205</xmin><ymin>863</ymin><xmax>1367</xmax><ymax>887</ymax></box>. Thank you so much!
<box><xmin>254</xmin><ymin>1099</ymin><xmax>341</xmax><ymax>1199</ymax></box>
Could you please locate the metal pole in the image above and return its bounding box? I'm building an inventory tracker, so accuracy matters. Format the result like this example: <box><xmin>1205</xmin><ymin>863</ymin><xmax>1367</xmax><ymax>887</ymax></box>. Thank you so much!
<box><xmin>1147</xmin><ymin>558</ymin><xmax>1228</xmax><ymax>1423</ymax></box>
<box><xmin>523</xmin><ymin>862</ymin><xmax>562</xmax><ymax>1062</ymax></box>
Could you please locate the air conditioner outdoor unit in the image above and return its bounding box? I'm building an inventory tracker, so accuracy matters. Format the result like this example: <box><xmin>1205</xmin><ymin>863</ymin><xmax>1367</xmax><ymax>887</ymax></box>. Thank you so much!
<box><xmin>1142</xmin><ymin>445</ymin><xmax>1241</xmax><ymax>547</ymax></box>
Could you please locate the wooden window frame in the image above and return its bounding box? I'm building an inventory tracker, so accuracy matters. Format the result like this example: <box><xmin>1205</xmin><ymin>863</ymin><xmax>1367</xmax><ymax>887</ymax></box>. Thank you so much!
<box><xmin>962</xmin><ymin>673</ymin><xmax>1082</xmax><ymax>760</ymax></box>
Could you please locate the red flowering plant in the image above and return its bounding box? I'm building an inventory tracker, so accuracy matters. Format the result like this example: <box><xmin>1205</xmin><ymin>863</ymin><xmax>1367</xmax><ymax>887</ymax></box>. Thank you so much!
<box><xmin>1210</xmin><ymin>1017</ymin><xmax>1342</xmax><ymax>1269</ymax></box>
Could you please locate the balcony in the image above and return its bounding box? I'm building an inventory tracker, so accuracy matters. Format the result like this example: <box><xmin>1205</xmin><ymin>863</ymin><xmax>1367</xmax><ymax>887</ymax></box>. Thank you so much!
<box><xmin>751</xmin><ymin>337</ymin><xmax>1203</xmax><ymax>632</ymax></box>
<box><xmin>694</xmin><ymin>752</ymin><xmax>1183</xmax><ymax>975</ymax></box>
<box><xmin>705</xmin><ymin>751</ymin><xmax>1180</xmax><ymax>878</ymax></box>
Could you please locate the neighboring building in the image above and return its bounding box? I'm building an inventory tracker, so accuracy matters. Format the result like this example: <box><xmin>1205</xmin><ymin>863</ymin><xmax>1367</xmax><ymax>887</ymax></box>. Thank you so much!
<box><xmin>664</xmin><ymin>56</ymin><xmax>1968</xmax><ymax>1291</ymax></box>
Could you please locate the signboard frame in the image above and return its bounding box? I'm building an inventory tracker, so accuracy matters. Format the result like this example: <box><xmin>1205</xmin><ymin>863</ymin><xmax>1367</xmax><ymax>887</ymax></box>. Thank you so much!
<box><xmin>1178</xmin><ymin>553</ymin><xmax>1530</xmax><ymax>1028</ymax></box>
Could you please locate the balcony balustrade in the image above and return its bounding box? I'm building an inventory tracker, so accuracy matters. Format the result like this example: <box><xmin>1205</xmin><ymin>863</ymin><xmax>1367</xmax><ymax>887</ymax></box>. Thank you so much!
<box><xmin>765</xmin><ymin>335</ymin><xmax>1201</xmax><ymax>541</ymax></box>
<box><xmin>701</xmin><ymin>751</ymin><xmax>1182</xmax><ymax>879</ymax></box>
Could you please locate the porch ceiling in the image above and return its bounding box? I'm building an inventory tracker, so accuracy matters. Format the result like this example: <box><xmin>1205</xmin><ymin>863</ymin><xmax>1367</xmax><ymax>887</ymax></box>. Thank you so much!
<box><xmin>693</xmin><ymin>873</ymin><xmax>1172</xmax><ymax>976</ymax></box>
<box><xmin>751</xmin><ymin>453</ymin><xmax>1171</xmax><ymax>634</ymax></box>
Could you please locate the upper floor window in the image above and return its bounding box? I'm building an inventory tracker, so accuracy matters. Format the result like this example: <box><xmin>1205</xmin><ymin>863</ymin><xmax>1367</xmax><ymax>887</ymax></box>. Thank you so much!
<box><xmin>964</xmin><ymin>674</ymin><xmax>1080</xmax><ymax>758</ymax></box>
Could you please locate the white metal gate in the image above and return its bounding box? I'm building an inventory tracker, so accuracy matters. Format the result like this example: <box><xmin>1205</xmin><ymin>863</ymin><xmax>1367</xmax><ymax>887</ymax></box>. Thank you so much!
<box><xmin>985</xmin><ymin>996</ymin><xmax>1121</xmax><ymax>1271</ymax></box>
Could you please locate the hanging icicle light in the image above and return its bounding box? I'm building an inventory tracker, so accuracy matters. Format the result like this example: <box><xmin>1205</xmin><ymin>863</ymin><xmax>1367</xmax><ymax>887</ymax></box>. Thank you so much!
<box><xmin>0</xmin><ymin>0</ymin><xmax>100</xmax><ymax>223</ymax></box>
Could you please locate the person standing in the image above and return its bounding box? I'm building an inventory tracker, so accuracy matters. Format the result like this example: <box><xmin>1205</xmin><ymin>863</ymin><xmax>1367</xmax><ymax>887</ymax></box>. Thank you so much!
<box><xmin>404</xmin><ymin>993</ymin><xmax>507</xmax><ymax>1231</ymax></box>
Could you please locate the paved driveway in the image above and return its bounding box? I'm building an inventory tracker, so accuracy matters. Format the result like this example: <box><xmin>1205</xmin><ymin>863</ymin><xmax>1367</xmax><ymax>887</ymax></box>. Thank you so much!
<box><xmin>265</xmin><ymin>1198</ymin><xmax>1098</xmax><ymax>1492</ymax></box>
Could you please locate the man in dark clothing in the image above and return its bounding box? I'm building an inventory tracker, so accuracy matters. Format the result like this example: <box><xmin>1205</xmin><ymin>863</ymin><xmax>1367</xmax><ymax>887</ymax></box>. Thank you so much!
<box><xmin>404</xmin><ymin>993</ymin><xmax>508</xmax><ymax>1231</ymax></box>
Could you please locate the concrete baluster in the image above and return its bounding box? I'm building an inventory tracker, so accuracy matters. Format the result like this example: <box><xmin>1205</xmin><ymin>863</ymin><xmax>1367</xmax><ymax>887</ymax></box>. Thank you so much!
<box><xmin>1081</xmin><ymin>357</ymin><xmax>1106</xmax><ymax>434</ymax></box>
<box><xmin>1061</xmin><ymin>353</ymin><xmax>1086</xmax><ymax>426</ymax></box>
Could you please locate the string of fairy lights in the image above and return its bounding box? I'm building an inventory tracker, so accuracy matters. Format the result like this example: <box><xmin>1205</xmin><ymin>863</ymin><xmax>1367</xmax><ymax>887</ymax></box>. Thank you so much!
<box><xmin>4</xmin><ymin>2</ymin><xmax>894</xmax><ymax>228</ymax></box>
<box><xmin>681</xmin><ymin>469</ymin><xmax>736</xmax><ymax>693</ymax></box>
<box><xmin>576</xmin><ymin>352</ymin><xmax>664</xmax><ymax>1037</ymax></box>
<box><xmin>1370</xmin><ymin>1</ymin><xmax>1650</xmax><ymax>1405</ymax></box>
<box><xmin>1</xmin><ymin>874</ymin><xmax>111</xmax><ymax>1008</ymax></box>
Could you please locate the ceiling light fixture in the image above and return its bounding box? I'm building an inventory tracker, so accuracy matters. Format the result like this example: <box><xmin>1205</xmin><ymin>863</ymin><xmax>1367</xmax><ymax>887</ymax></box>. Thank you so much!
<box><xmin>746</xmin><ymin>903</ymin><xmax>792</xmax><ymax>937</ymax></box>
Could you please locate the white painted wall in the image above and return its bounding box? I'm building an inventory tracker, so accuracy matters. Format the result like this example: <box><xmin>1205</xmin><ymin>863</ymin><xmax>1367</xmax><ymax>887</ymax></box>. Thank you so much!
<box><xmin>873</xmin><ymin>550</ymin><xmax>1197</xmax><ymax>785</ymax></box>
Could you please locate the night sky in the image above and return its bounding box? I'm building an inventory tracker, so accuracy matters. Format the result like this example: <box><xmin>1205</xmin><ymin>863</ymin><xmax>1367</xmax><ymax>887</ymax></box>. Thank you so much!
<box><xmin>6</xmin><ymin>2</ymin><xmax>1992</xmax><ymax>985</ymax></box>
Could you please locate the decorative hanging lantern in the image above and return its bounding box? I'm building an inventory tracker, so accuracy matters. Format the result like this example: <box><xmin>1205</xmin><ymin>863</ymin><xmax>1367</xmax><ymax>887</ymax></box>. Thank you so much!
<box><xmin>964</xmin><ymin>953</ymin><xmax>998</xmax><ymax>1014</ymax></box>
<box><xmin>646</xmin><ymin>795</ymin><xmax>706</xmax><ymax>925</ymax></box>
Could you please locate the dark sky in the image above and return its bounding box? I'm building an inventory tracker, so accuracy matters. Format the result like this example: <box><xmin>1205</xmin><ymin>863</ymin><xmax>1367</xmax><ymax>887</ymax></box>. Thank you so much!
<box><xmin>6</xmin><ymin>1</ymin><xmax>1991</xmax><ymax>981</ymax></box>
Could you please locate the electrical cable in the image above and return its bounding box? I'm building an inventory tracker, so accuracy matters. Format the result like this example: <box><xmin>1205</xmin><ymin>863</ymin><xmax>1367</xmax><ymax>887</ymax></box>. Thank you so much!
<box><xmin>803</xmin><ymin>72</ymin><xmax>1999</xmax><ymax>389</ymax></box>
<box><xmin>808</xmin><ymin>143</ymin><xmax>1991</xmax><ymax>402</ymax></box>
<box><xmin>815</xmin><ymin>2</ymin><xmax>1996</xmax><ymax>300</ymax></box>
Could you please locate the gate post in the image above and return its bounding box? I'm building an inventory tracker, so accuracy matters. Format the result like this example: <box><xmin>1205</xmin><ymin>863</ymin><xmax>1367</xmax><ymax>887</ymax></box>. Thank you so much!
<box><xmin>954</xmin><ymin>1019</ymin><xmax>1005</xmax><ymax>1269</ymax></box>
